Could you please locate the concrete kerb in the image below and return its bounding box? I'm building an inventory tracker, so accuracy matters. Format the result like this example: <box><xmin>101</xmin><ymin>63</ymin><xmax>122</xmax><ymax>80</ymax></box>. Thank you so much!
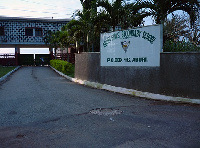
<box><xmin>0</xmin><ymin>66</ymin><xmax>20</xmax><ymax>82</ymax></box>
<box><xmin>50</xmin><ymin>66</ymin><xmax>200</xmax><ymax>105</ymax></box>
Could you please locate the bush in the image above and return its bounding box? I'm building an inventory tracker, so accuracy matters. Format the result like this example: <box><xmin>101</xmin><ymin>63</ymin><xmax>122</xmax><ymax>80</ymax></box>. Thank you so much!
<box><xmin>50</xmin><ymin>60</ymin><xmax>74</xmax><ymax>76</ymax></box>
<box><xmin>163</xmin><ymin>40</ymin><xmax>200</xmax><ymax>52</ymax></box>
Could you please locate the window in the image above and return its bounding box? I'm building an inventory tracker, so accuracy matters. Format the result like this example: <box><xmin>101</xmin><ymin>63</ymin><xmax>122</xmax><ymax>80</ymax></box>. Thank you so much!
<box><xmin>35</xmin><ymin>28</ymin><xmax>42</xmax><ymax>36</ymax></box>
<box><xmin>25</xmin><ymin>28</ymin><xmax>43</xmax><ymax>36</ymax></box>
<box><xmin>0</xmin><ymin>27</ymin><xmax>4</xmax><ymax>36</ymax></box>
<box><xmin>25</xmin><ymin>28</ymin><xmax>33</xmax><ymax>36</ymax></box>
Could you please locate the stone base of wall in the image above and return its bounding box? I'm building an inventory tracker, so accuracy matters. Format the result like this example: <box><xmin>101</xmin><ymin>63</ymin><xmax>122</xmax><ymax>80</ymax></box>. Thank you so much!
<box><xmin>75</xmin><ymin>52</ymin><xmax>200</xmax><ymax>99</ymax></box>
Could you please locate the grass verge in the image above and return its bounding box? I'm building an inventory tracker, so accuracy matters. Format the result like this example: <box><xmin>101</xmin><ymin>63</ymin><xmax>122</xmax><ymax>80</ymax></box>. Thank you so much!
<box><xmin>0</xmin><ymin>67</ymin><xmax>16</xmax><ymax>78</ymax></box>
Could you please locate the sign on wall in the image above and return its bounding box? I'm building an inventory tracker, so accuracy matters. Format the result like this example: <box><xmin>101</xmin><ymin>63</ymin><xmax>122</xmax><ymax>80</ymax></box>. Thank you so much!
<box><xmin>100</xmin><ymin>24</ymin><xmax>163</xmax><ymax>66</ymax></box>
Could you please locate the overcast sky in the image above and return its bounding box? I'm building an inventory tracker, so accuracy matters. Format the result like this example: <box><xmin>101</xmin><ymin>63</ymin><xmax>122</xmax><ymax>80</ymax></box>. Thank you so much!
<box><xmin>0</xmin><ymin>0</ymin><xmax>82</xmax><ymax>19</ymax></box>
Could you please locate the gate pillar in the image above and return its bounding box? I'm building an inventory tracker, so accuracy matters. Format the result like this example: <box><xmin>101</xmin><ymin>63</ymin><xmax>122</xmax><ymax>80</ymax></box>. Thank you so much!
<box><xmin>15</xmin><ymin>47</ymin><xmax>20</xmax><ymax>65</ymax></box>
<box><xmin>49</xmin><ymin>48</ymin><xmax>54</xmax><ymax>60</ymax></box>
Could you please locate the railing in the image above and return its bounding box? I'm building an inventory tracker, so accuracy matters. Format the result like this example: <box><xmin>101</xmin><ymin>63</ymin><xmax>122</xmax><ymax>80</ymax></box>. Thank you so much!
<box><xmin>0</xmin><ymin>54</ymin><xmax>15</xmax><ymax>58</ymax></box>
<box><xmin>0</xmin><ymin>53</ymin><xmax>75</xmax><ymax>66</ymax></box>
<box><xmin>0</xmin><ymin>54</ymin><xmax>16</xmax><ymax>66</ymax></box>
<box><xmin>54</xmin><ymin>53</ymin><xmax>75</xmax><ymax>64</ymax></box>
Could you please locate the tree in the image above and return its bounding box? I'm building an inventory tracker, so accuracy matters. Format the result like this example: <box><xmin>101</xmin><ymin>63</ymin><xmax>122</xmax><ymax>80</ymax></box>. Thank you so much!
<box><xmin>43</xmin><ymin>31</ymin><xmax>60</xmax><ymax>58</ymax></box>
<box><xmin>59</xmin><ymin>27</ymin><xmax>73</xmax><ymax>61</ymax></box>
<box><xmin>121</xmin><ymin>2</ymin><xmax>152</xmax><ymax>28</ymax></box>
<box><xmin>164</xmin><ymin>13</ymin><xmax>189</xmax><ymax>42</ymax></box>
<box><xmin>67</xmin><ymin>14</ymin><xmax>90</xmax><ymax>52</ymax></box>
<box><xmin>97</xmin><ymin>0</ymin><xmax>152</xmax><ymax>31</ymax></box>
<box><xmin>188</xmin><ymin>9</ymin><xmax>200</xmax><ymax>46</ymax></box>
<box><xmin>164</xmin><ymin>12</ymin><xmax>200</xmax><ymax>45</ymax></box>
<box><xmin>139</xmin><ymin>0</ymin><xmax>200</xmax><ymax>25</ymax></box>
<box><xmin>163</xmin><ymin>12</ymin><xmax>200</xmax><ymax>52</ymax></box>
<box><xmin>97</xmin><ymin>0</ymin><xmax>126</xmax><ymax>31</ymax></box>
<box><xmin>68</xmin><ymin>0</ymin><xmax>99</xmax><ymax>52</ymax></box>
<box><xmin>66</xmin><ymin>0</ymin><xmax>153</xmax><ymax>52</ymax></box>
<box><xmin>80</xmin><ymin>0</ymin><xmax>97</xmax><ymax>11</ymax></box>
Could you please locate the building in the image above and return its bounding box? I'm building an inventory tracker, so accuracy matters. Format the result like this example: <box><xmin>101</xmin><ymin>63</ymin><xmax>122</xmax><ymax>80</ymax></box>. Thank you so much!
<box><xmin>0</xmin><ymin>17</ymin><xmax>70</xmax><ymax>65</ymax></box>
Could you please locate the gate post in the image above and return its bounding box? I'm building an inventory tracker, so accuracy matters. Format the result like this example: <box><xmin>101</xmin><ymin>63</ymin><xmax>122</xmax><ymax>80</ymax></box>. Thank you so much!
<box><xmin>49</xmin><ymin>48</ymin><xmax>54</xmax><ymax>60</ymax></box>
<box><xmin>15</xmin><ymin>46</ymin><xmax>20</xmax><ymax>66</ymax></box>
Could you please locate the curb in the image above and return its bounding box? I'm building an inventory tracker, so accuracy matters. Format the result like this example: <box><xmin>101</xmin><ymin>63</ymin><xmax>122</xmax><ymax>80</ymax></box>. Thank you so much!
<box><xmin>50</xmin><ymin>66</ymin><xmax>200</xmax><ymax>105</ymax></box>
<box><xmin>0</xmin><ymin>66</ymin><xmax>20</xmax><ymax>82</ymax></box>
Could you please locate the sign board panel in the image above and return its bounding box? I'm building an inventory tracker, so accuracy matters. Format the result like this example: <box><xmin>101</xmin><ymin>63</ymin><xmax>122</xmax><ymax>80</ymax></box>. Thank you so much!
<box><xmin>100</xmin><ymin>24</ymin><xmax>163</xmax><ymax>66</ymax></box>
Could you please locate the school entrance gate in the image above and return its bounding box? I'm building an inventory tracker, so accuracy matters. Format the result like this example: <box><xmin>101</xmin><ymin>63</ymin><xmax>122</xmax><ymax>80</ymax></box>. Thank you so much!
<box><xmin>18</xmin><ymin>54</ymin><xmax>34</xmax><ymax>66</ymax></box>
<box><xmin>35</xmin><ymin>54</ymin><xmax>50</xmax><ymax>66</ymax></box>
<box><xmin>17</xmin><ymin>54</ymin><xmax>50</xmax><ymax>66</ymax></box>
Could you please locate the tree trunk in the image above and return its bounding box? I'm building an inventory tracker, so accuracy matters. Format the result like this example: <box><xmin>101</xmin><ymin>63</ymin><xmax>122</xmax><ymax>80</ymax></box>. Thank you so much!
<box><xmin>54</xmin><ymin>48</ymin><xmax>57</xmax><ymax>59</ymax></box>
<box><xmin>67</xmin><ymin>46</ymin><xmax>69</xmax><ymax>62</ymax></box>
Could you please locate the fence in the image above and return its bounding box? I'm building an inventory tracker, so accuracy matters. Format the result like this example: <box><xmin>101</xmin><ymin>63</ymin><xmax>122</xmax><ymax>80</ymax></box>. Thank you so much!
<box><xmin>0</xmin><ymin>54</ymin><xmax>16</xmax><ymax>66</ymax></box>
<box><xmin>54</xmin><ymin>53</ymin><xmax>75</xmax><ymax>64</ymax></box>
<box><xmin>18</xmin><ymin>54</ymin><xmax>34</xmax><ymax>66</ymax></box>
<box><xmin>35</xmin><ymin>54</ymin><xmax>50</xmax><ymax>66</ymax></box>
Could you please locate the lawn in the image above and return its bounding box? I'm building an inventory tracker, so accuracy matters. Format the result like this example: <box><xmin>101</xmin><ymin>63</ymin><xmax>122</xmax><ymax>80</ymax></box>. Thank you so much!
<box><xmin>0</xmin><ymin>67</ymin><xmax>16</xmax><ymax>78</ymax></box>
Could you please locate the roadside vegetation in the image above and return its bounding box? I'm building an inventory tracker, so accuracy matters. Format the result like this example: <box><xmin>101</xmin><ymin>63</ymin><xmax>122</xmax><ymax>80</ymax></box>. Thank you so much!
<box><xmin>163</xmin><ymin>13</ymin><xmax>200</xmax><ymax>52</ymax></box>
<box><xmin>50</xmin><ymin>60</ymin><xmax>74</xmax><ymax>77</ymax></box>
<box><xmin>0</xmin><ymin>66</ymin><xmax>16</xmax><ymax>78</ymax></box>
<box><xmin>44</xmin><ymin>0</ymin><xmax>200</xmax><ymax>53</ymax></box>
<box><xmin>44</xmin><ymin>0</ymin><xmax>199</xmax><ymax>77</ymax></box>
<box><xmin>43</xmin><ymin>0</ymin><xmax>199</xmax><ymax>76</ymax></box>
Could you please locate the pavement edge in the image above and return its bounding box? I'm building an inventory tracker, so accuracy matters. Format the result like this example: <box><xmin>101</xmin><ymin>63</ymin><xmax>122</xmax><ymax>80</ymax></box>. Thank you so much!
<box><xmin>0</xmin><ymin>66</ymin><xmax>21</xmax><ymax>82</ymax></box>
<box><xmin>50</xmin><ymin>66</ymin><xmax>200</xmax><ymax>105</ymax></box>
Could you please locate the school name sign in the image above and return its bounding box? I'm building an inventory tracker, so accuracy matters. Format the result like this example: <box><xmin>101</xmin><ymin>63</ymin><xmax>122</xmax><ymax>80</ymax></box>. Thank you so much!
<box><xmin>100</xmin><ymin>25</ymin><xmax>163</xmax><ymax>66</ymax></box>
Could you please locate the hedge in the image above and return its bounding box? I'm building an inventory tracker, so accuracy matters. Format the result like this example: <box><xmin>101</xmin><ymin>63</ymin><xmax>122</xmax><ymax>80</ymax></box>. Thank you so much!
<box><xmin>50</xmin><ymin>60</ymin><xmax>74</xmax><ymax>76</ymax></box>
<box><xmin>163</xmin><ymin>40</ymin><xmax>200</xmax><ymax>52</ymax></box>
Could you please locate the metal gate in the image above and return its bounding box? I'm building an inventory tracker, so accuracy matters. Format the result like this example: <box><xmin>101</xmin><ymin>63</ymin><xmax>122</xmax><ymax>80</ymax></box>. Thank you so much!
<box><xmin>35</xmin><ymin>54</ymin><xmax>50</xmax><ymax>66</ymax></box>
<box><xmin>18</xmin><ymin>54</ymin><xmax>34</xmax><ymax>66</ymax></box>
<box><xmin>0</xmin><ymin>54</ymin><xmax>16</xmax><ymax>66</ymax></box>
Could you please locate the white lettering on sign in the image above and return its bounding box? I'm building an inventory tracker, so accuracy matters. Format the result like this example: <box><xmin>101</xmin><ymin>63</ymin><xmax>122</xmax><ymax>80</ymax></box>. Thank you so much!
<box><xmin>100</xmin><ymin>25</ymin><xmax>163</xmax><ymax>66</ymax></box>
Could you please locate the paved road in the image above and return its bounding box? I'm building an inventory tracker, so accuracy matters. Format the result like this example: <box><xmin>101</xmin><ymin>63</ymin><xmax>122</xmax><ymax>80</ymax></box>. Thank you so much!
<box><xmin>0</xmin><ymin>67</ymin><xmax>200</xmax><ymax>148</ymax></box>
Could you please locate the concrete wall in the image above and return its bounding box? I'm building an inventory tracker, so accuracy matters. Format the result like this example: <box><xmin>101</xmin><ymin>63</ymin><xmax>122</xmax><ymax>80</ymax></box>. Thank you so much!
<box><xmin>75</xmin><ymin>52</ymin><xmax>200</xmax><ymax>99</ymax></box>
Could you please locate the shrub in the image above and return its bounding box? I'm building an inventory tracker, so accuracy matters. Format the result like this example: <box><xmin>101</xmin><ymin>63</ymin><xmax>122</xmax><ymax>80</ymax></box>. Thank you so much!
<box><xmin>163</xmin><ymin>40</ymin><xmax>200</xmax><ymax>52</ymax></box>
<box><xmin>50</xmin><ymin>60</ymin><xmax>74</xmax><ymax>76</ymax></box>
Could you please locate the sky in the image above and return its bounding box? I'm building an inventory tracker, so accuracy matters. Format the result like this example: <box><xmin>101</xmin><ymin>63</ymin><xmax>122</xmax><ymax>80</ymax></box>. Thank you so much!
<box><xmin>0</xmin><ymin>0</ymin><xmax>158</xmax><ymax>54</ymax></box>
<box><xmin>0</xmin><ymin>0</ymin><xmax>83</xmax><ymax>54</ymax></box>
<box><xmin>0</xmin><ymin>0</ymin><xmax>82</xmax><ymax>19</ymax></box>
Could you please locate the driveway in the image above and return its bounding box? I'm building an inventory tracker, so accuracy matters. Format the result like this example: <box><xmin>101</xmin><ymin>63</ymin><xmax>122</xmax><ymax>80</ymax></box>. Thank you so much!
<box><xmin>0</xmin><ymin>66</ymin><xmax>199</xmax><ymax>148</ymax></box>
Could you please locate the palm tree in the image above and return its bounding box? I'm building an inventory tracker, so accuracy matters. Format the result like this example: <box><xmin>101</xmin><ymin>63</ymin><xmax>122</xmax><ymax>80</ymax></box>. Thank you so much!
<box><xmin>97</xmin><ymin>0</ymin><xmax>125</xmax><ymax>31</ymax></box>
<box><xmin>68</xmin><ymin>0</ymin><xmax>100</xmax><ymax>52</ymax></box>
<box><xmin>97</xmin><ymin>0</ymin><xmax>151</xmax><ymax>30</ymax></box>
<box><xmin>80</xmin><ymin>0</ymin><xmax>97</xmax><ymax>11</ymax></box>
<box><xmin>66</xmin><ymin>15</ymin><xmax>89</xmax><ymax>52</ymax></box>
<box><xmin>44</xmin><ymin>31</ymin><xmax>60</xmax><ymax>59</ymax></box>
<box><xmin>121</xmin><ymin>2</ymin><xmax>152</xmax><ymax>28</ymax></box>
<box><xmin>139</xmin><ymin>0</ymin><xmax>200</xmax><ymax>25</ymax></box>
<box><xmin>59</xmin><ymin>27</ymin><xmax>72</xmax><ymax>61</ymax></box>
